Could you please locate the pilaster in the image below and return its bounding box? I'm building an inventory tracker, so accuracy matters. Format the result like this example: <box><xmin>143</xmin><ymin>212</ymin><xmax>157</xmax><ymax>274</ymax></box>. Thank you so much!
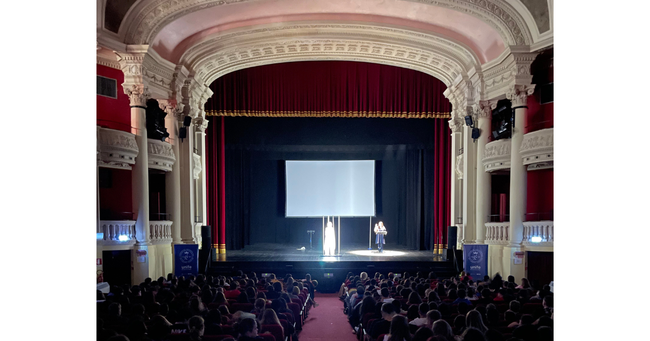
<box><xmin>160</xmin><ymin>101</ymin><xmax>184</xmax><ymax>245</ymax></box>
<box><xmin>474</xmin><ymin>100</ymin><xmax>497</xmax><ymax>243</ymax></box>
<box><xmin>448</xmin><ymin>116</ymin><xmax>463</xmax><ymax>250</ymax></box>
<box><xmin>461</xmin><ymin>106</ymin><xmax>477</xmax><ymax>245</ymax></box>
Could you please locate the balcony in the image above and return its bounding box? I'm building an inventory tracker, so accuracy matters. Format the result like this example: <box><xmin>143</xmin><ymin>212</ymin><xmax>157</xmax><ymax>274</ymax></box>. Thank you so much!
<box><xmin>522</xmin><ymin>221</ymin><xmax>554</xmax><ymax>246</ymax></box>
<box><xmin>483</xmin><ymin>139</ymin><xmax>511</xmax><ymax>172</ymax></box>
<box><xmin>148</xmin><ymin>139</ymin><xmax>176</xmax><ymax>172</ymax></box>
<box><xmin>99</xmin><ymin>220</ymin><xmax>136</xmax><ymax>246</ymax></box>
<box><xmin>97</xmin><ymin>127</ymin><xmax>139</xmax><ymax>170</ymax></box>
<box><xmin>149</xmin><ymin>220</ymin><xmax>173</xmax><ymax>245</ymax></box>
<box><xmin>520</xmin><ymin>128</ymin><xmax>553</xmax><ymax>170</ymax></box>
<box><xmin>485</xmin><ymin>222</ymin><xmax>509</xmax><ymax>245</ymax></box>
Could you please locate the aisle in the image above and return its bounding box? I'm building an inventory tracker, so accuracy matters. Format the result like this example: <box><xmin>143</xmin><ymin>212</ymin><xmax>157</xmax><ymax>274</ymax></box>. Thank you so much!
<box><xmin>299</xmin><ymin>293</ymin><xmax>358</xmax><ymax>341</ymax></box>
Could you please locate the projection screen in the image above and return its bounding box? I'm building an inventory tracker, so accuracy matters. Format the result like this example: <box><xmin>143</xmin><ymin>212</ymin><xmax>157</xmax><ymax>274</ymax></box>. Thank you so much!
<box><xmin>285</xmin><ymin>160</ymin><xmax>376</xmax><ymax>217</ymax></box>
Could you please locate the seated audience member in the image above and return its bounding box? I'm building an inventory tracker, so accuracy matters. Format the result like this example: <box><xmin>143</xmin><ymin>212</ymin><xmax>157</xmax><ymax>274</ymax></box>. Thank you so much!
<box><xmin>508</xmin><ymin>300</ymin><xmax>521</xmax><ymax>316</ymax></box>
<box><xmin>251</xmin><ymin>298</ymin><xmax>267</xmax><ymax>315</ymax></box>
<box><xmin>188</xmin><ymin>315</ymin><xmax>205</xmax><ymax>341</ymax></box>
<box><xmin>483</xmin><ymin>329</ymin><xmax>505</xmax><ymax>341</ymax></box>
<box><xmin>431</xmin><ymin>319</ymin><xmax>455</xmax><ymax>341</ymax></box>
<box><xmin>224</xmin><ymin>282</ymin><xmax>241</xmax><ymax>299</ymax></box>
<box><xmin>504</xmin><ymin>311</ymin><xmax>517</xmax><ymax>328</ymax></box>
<box><xmin>484</xmin><ymin>304</ymin><xmax>500</xmax><ymax>328</ymax></box>
<box><xmin>235</xmin><ymin>317</ymin><xmax>264</xmax><ymax>341</ymax></box>
<box><xmin>412</xmin><ymin>326</ymin><xmax>434</xmax><ymax>341</ymax></box>
<box><xmin>406</xmin><ymin>304</ymin><xmax>420</xmax><ymax>321</ymax></box>
<box><xmin>534</xmin><ymin>315</ymin><xmax>553</xmax><ymax>328</ymax></box>
<box><xmin>515</xmin><ymin>278</ymin><xmax>531</xmax><ymax>290</ymax></box>
<box><xmin>457</xmin><ymin>302</ymin><xmax>470</xmax><ymax>317</ymax></box>
<box><xmin>536</xmin><ymin>326</ymin><xmax>553</xmax><ymax>341</ymax></box>
<box><xmin>204</xmin><ymin>309</ymin><xmax>223</xmax><ymax>336</ymax></box>
<box><xmin>506</xmin><ymin>276</ymin><xmax>517</xmax><ymax>287</ymax></box>
<box><xmin>542</xmin><ymin>295</ymin><xmax>553</xmax><ymax>317</ymax></box>
<box><xmin>408</xmin><ymin>292</ymin><xmax>423</xmax><ymax>305</ymax></box>
<box><xmin>213</xmin><ymin>292</ymin><xmax>227</xmax><ymax>306</ymax></box>
<box><xmin>426</xmin><ymin>310</ymin><xmax>442</xmax><ymax>329</ymax></box>
<box><xmin>453</xmin><ymin>315</ymin><xmax>466</xmax><ymax>333</ymax></box>
<box><xmin>465</xmin><ymin>310</ymin><xmax>488</xmax><ymax>334</ymax></box>
<box><xmin>370</xmin><ymin>302</ymin><xmax>397</xmax><ymax>340</ymax></box>
<box><xmin>460</xmin><ymin>327</ymin><xmax>487</xmax><ymax>341</ymax></box>
<box><xmin>392</xmin><ymin>298</ymin><xmax>407</xmax><ymax>315</ymax></box>
<box><xmin>384</xmin><ymin>315</ymin><xmax>412</xmax><ymax>341</ymax></box>
<box><xmin>512</xmin><ymin>314</ymin><xmax>536</xmax><ymax>341</ymax></box>
<box><xmin>409</xmin><ymin>303</ymin><xmax>430</xmax><ymax>327</ymax></box>
<box><xmin>260</xmin><ymin>309</ymin><xmax>284</xmax><ymax>337</ymax></box>
<box><xmin>382</xmin><ymin>287</ymin><xmax>395</xmax><ymax>303</ymax></box>
<box><xmin>428</xmin><ymin>291</ymin><xmax>442</xmax><ymax>305</ymax></box>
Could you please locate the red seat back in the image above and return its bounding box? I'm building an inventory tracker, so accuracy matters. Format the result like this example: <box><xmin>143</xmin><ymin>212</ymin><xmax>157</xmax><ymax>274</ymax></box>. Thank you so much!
<box><xmin>231</xmin><ymin>302</ymin><xmax>254</xmax><ymax>313</ymax></box>
<box><xmin>261</xmin><ymin>324</ymin><xmax>284</xmax><ymax>341</ymax></box>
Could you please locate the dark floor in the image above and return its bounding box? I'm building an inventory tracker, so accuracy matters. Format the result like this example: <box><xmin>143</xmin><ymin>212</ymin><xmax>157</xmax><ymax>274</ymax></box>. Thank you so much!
<box><xmin>222</xmin><ymin>243</ymin><xmax>446</xmax><ymax>262</ymax></box>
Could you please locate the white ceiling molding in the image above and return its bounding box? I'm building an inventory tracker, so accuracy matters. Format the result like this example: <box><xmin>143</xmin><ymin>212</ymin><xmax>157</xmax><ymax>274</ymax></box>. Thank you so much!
<box><xmin>182</xmin><ymin>23</ymin><xmax>481</xmax><ymax>88</ymax></box>
<box><xmin>502</xmin><ymin>0</ymin><xmax>553</xmax><ymax>51</ymax></box>
<box><xmin>118</xmin><ymin>0</ymin><xmax>533</xmax><ymax>50</ymax></box>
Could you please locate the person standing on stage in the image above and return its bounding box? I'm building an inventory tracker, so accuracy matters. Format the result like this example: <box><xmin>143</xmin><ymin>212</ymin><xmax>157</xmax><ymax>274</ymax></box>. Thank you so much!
<box><xmin>324</xmin><ymin>221</ymin><xmax>336</xmax><ymax>256</ymax></box>
<box><xmin>374</xmin><ymin>221</ymin><xmax>387</xmax><ymax>253</ymax></box>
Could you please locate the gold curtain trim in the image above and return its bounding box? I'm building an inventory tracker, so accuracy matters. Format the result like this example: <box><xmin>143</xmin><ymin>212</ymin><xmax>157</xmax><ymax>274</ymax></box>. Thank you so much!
<box><xmin>206</xmin><ymin>110</ymin><xmax>451</xmax><ymax>119</ymax></box>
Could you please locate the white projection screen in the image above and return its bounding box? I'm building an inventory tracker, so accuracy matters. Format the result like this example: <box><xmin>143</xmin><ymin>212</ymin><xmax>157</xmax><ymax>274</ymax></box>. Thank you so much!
<box><xmin>285</xmin><ymin>160</ymin><xmax>376</xmax><ymax>217</ymax></box>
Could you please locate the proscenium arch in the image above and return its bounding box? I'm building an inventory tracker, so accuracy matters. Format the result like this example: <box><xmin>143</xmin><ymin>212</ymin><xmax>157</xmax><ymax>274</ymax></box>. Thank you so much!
<box><xmin>181</xmin><ymin>22</ymin><xmax>483</xmax><ymax>88</ymax></box>
<box><xmin>119</xmin><ymin>0</ymin><xmax>533</xmax><ymax>48</ymax></box>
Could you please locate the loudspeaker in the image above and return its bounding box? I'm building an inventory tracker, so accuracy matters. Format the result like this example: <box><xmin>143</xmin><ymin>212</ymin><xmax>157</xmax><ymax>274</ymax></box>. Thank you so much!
<box><xmin>447</xmin><ymin>226</ymin><xmax>458</xmax><ymax>250</ymax></box>
<box><xmin>183</xmin><ymin>116</ymin><xmax>192</xmax><ymax>127</ymax></box>
<box><xmin>464</xmin><ymin>115</ymin><xmax>473</xmax><ymax>126</ymax></box>
<box><xmin>178</xmin><ymin>127</ymin><xmax>187</xmax><ymax>139</ymax></box>
<box><xmin>201</xmin><ymin>225</ymin><xmax>212</xmax><ymax>250</ymax></box>
<box><xmin>471</xmin><ymin>127</ymin><xmax>480</xmax><ymax>139</ymax></box>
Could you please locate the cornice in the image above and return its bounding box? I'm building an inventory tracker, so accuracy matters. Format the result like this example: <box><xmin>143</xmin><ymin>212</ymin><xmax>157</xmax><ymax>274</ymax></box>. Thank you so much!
<box><xmin>97</xmin><ymin>56</ymin><xmax>121</xmax><ymax>70</ymax></box>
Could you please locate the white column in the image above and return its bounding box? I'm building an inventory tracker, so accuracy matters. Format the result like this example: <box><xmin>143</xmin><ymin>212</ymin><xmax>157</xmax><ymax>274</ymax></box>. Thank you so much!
<box><xmin>462</xmin><ymin>111</ymin><xmax>477</xmax><ymax>245</ymax></box>
<box><xmin>125</xmin><ymin>84</ymin><xmax>152</xmax><ymax>285</ymax></box>
<box><xmin>179</xmin><ymin>116</ymin><xmax>197</xmax><ymax>244</ymax></box>
<box><xmin>448</xmin><ymin>117</ymin><xmax>463</xmax><ymax>250</ymax></box>
<box><xmin>475</xmin><ymin>101</ymin><xmax>497</xmax><ymax>243</ymax></box>
<box><xmin>195</xmin><ymin>117</ymin><xmax>209</xmax><ymax>231</ymax></box>
<box><xmin>163</xmin><ymin>104</ymin><xmax>183</xmax><ymax>245</ymax></box>
<box><xmin>506</xmin><ymin>85</ymin><xmax>535</xmax><ymax>246</ymax></box>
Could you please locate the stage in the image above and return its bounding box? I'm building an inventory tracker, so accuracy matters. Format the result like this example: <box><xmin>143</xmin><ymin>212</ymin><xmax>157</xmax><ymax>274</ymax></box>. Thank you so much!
<box><xmin>207</xmin><ymin>243</ymin><xmax>459</xmax><ymax>292</ymax></box>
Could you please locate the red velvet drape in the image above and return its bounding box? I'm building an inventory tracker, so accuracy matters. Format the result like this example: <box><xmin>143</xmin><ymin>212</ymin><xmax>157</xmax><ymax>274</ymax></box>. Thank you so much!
<box><xmin>433</xmin><ymin>120</ymin><xmax>452</xmax><ymax>252</ymax></box>
<box><xmin>206</xmin><ymin>116</ymin><xmax>227</xmax><ymax>252</ymax></box>
<box><xmin>205</xmin><ymin>61</ymin><xmax>451</xmax><ymax>118</ymax></box>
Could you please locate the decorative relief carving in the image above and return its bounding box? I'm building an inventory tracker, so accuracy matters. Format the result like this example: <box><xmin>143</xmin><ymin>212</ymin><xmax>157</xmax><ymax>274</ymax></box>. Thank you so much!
<box><xmin>148</xmin><ymin>139</ymin><xmax>176</xmax><ymax>172</ymax></box>
<box><xmin>192</xmin><ymin>37</ymin><xmax>467</xmax><ymax>87</ymax></box>
<box><xmin>193</xmin><ymin>116</ymin><xmax>209</xmax><ymax>132</ymax></box>
<box><xmin>456</xmin><ymin>153</ymin><xmax>464</xmax><ymax>180</ymax></box>
<box><xmin>448</xmin><ymin>117</ymin><xmax>464</xmax><ymax>133</ymax></box>
<box><xmin>97</xmin><ymin>127</ymin><xmax>139</xmax><ymax>170</ymax></box>
<box><xmin>520</xmin><ymin>128</ymin><xmax>553</xmax><ymax>167</ymax></box>
<box><xmin>483</xmin><ymin>138</ymin><xmax>511</xmax><ymax>172</ymax></box>
<box><xmin>124</xmin><ymin>84</ymin><xmax>150</xmax><ymax>107</ymax></box>
<box><xmin>192</xmin><ymin>153</ymin><xmax>202</xmax><ymax>179</ymax></box>
<box><xmin>506</xmin><ymin>84</ymin><xmax>535</xmax><ymax>107</ymax></box>
<box><xmin>475</xmin><ymin>100</ymin><xmax>497</xmax><ymax>119</ymax></box>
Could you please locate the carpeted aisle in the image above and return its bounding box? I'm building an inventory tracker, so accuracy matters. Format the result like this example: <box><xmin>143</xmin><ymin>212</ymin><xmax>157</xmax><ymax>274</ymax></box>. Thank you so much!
<box><xmin>298</xmin><ymin>293</ymin><xmax>358</xmax><ymax>341</ymax></box>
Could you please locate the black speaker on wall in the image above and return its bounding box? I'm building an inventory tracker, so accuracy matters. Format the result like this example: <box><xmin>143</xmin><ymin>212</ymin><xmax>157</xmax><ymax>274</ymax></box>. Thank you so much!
<box><xmin>199</xmin><ymin>226</ymin><xmax>212</xmax><ymax>274</ymax></box>
<box><xmin>178</xmin><ymin>127</ymin><xmax>187</xmax><ymax>139</ymax></box>
<box><xmin>183</xmin><ymin>116</ymin><xmax>192</xmax><ymax>127</ymax></box>
<box><xmin>447</xmin><ymin>226</ymin><xmax>458</xmax><ymax>250</ymax></box>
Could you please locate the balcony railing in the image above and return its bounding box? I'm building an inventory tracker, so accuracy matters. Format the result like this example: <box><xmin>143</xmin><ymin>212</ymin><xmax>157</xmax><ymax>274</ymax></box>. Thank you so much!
<box><xmin>522</xmin><ymin>221</ymin><xmax>554</xmax><ymax>246</ymax></box>
<box><xmin>148</xmin><ymin>139</ymin><xmax>176</xmax><ymax>172</ymax></box>
<box><xmin>97</xmin><ymin>126</ymin><xmax>139</xmax><ymax>170</ymax></box>
<box><xmin>520</xmin><ymin>128</ymin><xmax>553</xmax><ymax>170</ymax></box>
<box><xmin>485</xmin><ymin>222</ymin><xmax>509</xmax><ymax>245</ymax></box>
<box><xmin>483</xmin><ymin>139</ymin><xmax>511</xmax><ymax>172</ymax></box>
<box><xmin>149</xmin><ymin>221</ymin><xmax>173</xmax><ymax>245</ymax></box>
<box><xmin>99</xmin><ymin>220</ymin><xmax>136</xmax><ymax>246</ymax></box>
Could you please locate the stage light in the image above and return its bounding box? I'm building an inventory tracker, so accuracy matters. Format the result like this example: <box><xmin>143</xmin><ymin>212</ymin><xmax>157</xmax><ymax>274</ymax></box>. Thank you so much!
<box><xmin>118</xmin><ymin>235</ymin><xmax>129</xmax><ymax>241</ymax></box>
<box><xmin>322</xmin><ymin>256</ymin><xmax>339</xmax><ymax>262</ymax></box>
<box><xmin>97</xmin><ymin>233</ymin><xmax>104</xmax><ymax>240</ymax></box>
<box><xmin>349</xmin><ymin>250</ymin><xmax>407</xmax><ymax>257</ymax></box>
<box><xmin>531</xmin><ymin>236</ymin><xmax>542</xmax><ymax>243</ymax></box>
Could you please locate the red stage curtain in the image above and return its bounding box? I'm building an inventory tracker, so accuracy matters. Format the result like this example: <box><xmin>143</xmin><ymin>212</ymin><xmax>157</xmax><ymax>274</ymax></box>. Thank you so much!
<box><xmin>206</xmin><ymin>117</ymin><xmax>226</xmax><ymax>251</ymax></box>
<box><xmin>205</xmin><ymin>61</ymin><xmax>451</xmax><ymax>119</ymax></box>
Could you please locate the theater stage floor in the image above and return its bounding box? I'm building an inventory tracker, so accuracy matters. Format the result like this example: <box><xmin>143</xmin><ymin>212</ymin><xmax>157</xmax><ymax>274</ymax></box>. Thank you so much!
<box><xmin>220</xmin><ymin>243</ymin><xmax>446</xmax><ymax>262</ymax></box>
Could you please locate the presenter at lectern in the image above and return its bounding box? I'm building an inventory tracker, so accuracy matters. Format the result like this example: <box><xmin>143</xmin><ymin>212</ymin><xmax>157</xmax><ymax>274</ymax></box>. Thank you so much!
<box><xmin>324</xmin><ymin>221</ymin><xmax>336</xmax><ymax>256</ymax></box>
<box><xmin>374</xmin><ymin>221</ymin><xmax>387</xmax><ymax>253</ymax></box>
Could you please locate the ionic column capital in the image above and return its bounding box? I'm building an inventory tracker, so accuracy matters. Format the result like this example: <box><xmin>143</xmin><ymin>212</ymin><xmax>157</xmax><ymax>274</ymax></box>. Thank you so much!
<box><xmin>506</xmin><ymin>84</ymin><xmax>536</xmax><ymax>108</ymax></box>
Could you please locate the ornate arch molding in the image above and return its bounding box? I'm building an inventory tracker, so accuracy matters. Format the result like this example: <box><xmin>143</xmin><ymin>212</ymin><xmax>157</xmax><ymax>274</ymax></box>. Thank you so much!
<box><xmin>119</xmin><ymin>0</ymin><xmax>533</xmax><ymax>47</ymax></box>
<box><xmin>182</xmin><ymin>23</ymin><xmax>482</xmax><ymax>87</ymax></box>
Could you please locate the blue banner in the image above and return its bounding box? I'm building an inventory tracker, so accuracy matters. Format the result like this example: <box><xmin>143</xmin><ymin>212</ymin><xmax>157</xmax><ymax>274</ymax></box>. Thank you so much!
<box><xmin>174</xmin><ymin>244</ymin><xmax>199</xmax><ymax>277</ymax></box>
<box><xmin>463</xmin><ymin>244</ymin><xmax>489</xmax><ymax>280</ymax></box>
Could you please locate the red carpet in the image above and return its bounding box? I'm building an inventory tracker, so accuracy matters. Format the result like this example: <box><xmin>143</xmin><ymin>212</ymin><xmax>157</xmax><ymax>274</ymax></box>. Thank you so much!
<box><xmin>299</xmin><ymin>293</ymin><xmax>358</xmax><ymax>341</ymax></box>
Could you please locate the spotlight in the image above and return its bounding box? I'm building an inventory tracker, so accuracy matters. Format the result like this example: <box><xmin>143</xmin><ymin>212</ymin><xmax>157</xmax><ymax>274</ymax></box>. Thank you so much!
<box><xmin>464</xmin><ymin>115</ymin><xmax>473</xmax><ymax>126</ymax></box>
<box><xmin>97</xmin><ymin>233</ymin><xmax>104</xmax><ymax>240</ymax></box>
<box><xmin>118</xmin><ymin>235</ymin><xmax>129</xmax><ymax>242</ymax></box>
<box><xmin>531</xmin><ymin>236</ymin><xmax>542</xmax><ymax>243</ymax></box>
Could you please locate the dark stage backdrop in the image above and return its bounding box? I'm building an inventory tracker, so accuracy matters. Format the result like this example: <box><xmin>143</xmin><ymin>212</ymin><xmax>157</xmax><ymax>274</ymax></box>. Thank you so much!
<box><xmin>207</xmin><ymin>116</ymin><xmax>451</xmax><ymax>251</ymax></box>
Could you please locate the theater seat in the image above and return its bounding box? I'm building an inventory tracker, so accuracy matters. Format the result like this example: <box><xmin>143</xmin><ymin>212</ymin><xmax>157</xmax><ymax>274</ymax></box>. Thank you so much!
<box><xmin>261</xmin><ymin>324</ymin><xmax>284</xmax><ymax>341</ymax></box>
<box><xmin>203</xmin><ymin>335</ymin><xmax>234</xmax><ymax>341</ymax></box>
<box><xmin>259</xmin><ymin>333</ymin><xmax>276</xmax><ymax>341</ymax></box>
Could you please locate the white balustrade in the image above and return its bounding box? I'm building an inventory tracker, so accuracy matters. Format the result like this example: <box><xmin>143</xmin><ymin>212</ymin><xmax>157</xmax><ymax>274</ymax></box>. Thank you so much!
<box><xmin>483</xmin><ymin>139</ymin><xmax>511</xmax><ymax>172</ymax></box>
<box><xmin>522</xmin><ymin>221</ymin><xmax>554</xmax><ymax>246</ymax></box>
<box><xmin>520</xmin><ymin>128</ymin><xmax>553</xmax><ymax>170</ymax></box>
<box><xmin>149</xmin><ymin>221</ymin><xmax>173</xmax><ymax>244</ymax></box>
<box><xmin>100</xmin><ymin>220</ymin><xmax>137</xmax><ymax>246</ymax></box>
<box><xmin>485</xmin><ymin>222</ymin><xmax>509</xmax><ymax>245</ymax></box>
<box><xmin>97</xmin><ymin>127</ymin><xmax>139</xmax><ymax>170</ymax></box>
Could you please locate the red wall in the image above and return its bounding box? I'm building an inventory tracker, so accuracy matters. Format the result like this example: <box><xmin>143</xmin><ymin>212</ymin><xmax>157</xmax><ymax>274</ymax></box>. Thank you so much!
<box><xmin>526</xmin><ymin>169</ymin><xmax>554</xmax><ymax>221</ymax></box>
<box><xmin>97</xmin><ymin>64</ymin><xmax>131</xmax><ymax>132</ymax></box>
<box><xmin>99</xmin><ymin>168</ymin><xmax>133</xmax><ymax>220</ymax></box>
<box><xmin>525</xmin><ymin>93</ymin><xmax>553</xmax><ymax>134</ymax></box>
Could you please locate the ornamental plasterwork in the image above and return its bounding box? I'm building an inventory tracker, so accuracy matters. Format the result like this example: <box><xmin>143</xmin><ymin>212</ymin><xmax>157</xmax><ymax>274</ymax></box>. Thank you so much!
<box><xmin>475</xmin><ymin>100</ymin><xmax>497</xmax><ymax>119</ymax></box>
<box><xmin>520</xmin><ymin>128</ymin><xmax>553</xmax><ymax>167</ymax></box>
<box><xmin>506</xmin><ymin>84</ymin><xmax>536</xmax><ymax>107</ymax></box>
<box><xmin>148</xmin><ymin>139</ymin><xmax>176</xmax><ymax>172</ymax></box>
<box><xmin>448</xmin><ymin>117</ymin><xmax>464</xmax><ymax>133</ymax></box>
<box><xmin>191</xmin><ymin>35</ymin><xmax>470</xmax><ymax>87</ymax></box>
<box><xmin>193</xmin><ymin>116</ymin><xmax>209</xmax><ymax>132</ymax></box>
<box><xmin>97</xmin><ymin>127</ymin><xmax>139</xmax><ymax>170</ymax></box>
<box><xmin>192</xmin><ymin>153</ymin><xmax>202</xmax><ymax>179</ymax></box>
<box><xmin>483</xmin><ymin>138</ymin><xmax>511</xmax><ymax>172</ymax></box>
<box><xmin>181</xmin><ymin>77</ymin><xmax>212</xmax><ymax>119</ymax></box>
<box><xmin>122</xmin><ymin>0</ymin><xmax>531</xmax><ymax>48</ymax></box>
<box><xmin>456</xmin><ymin>153</ymin><xmax>464</xmax><ymax>180</ymax></box>
<box><xmin>482</xmin><ymin>52</ymin><xmax>536</xmax><ymax>100</ymax></box>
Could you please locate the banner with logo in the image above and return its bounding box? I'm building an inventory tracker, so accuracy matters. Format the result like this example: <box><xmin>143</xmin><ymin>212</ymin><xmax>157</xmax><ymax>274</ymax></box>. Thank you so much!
<box><xmin>174</xmin><ymin>244</ymin><xmax>199</xmax><ymax>277</ymax></box>
<box><xmin>463</xmin><ymin>244</ymin><xmax>489</xmax><ymax>279</ymax></box>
